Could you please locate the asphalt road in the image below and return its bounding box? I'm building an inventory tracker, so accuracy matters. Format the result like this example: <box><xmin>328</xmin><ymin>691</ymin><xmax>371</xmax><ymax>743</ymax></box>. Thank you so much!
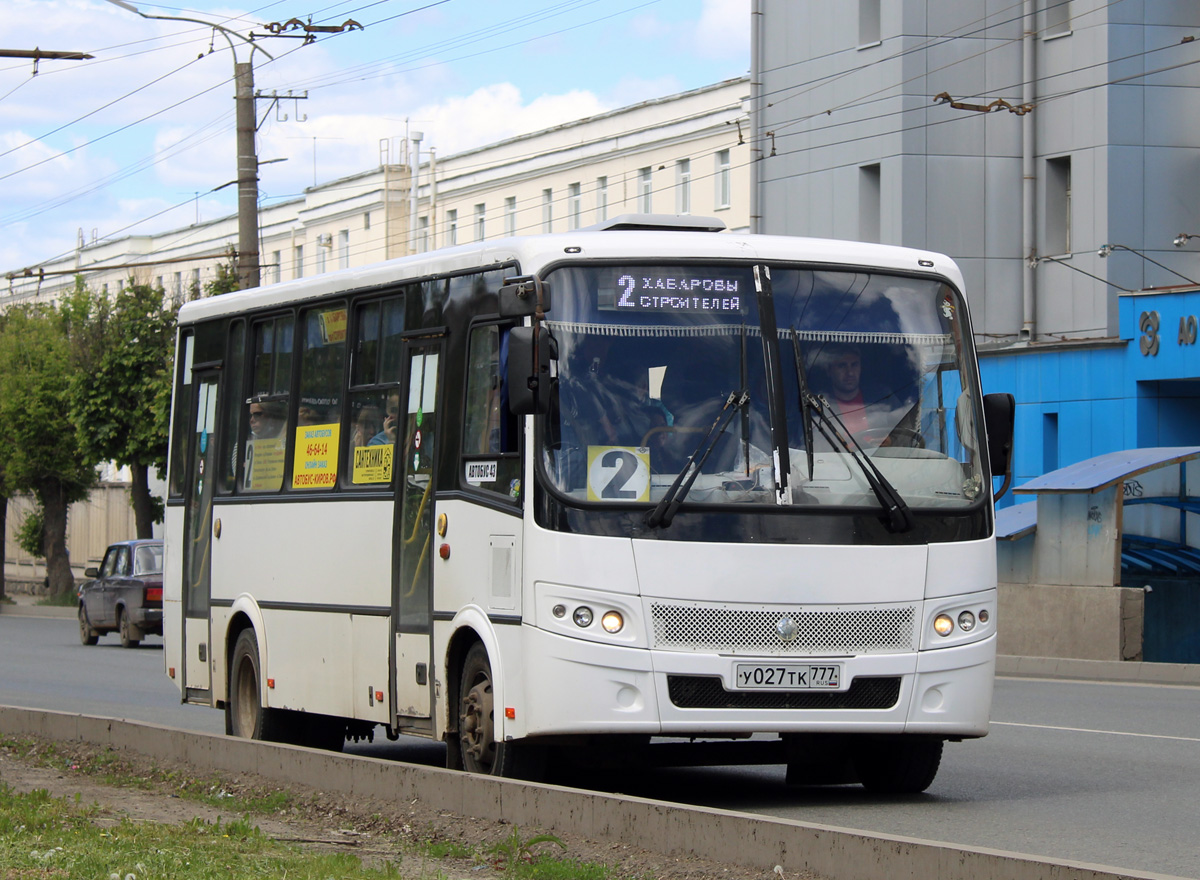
<box><xmin>2</xmin><ymin>612</ymin><xmax>1197</xmax><ymax>878</ymax></box>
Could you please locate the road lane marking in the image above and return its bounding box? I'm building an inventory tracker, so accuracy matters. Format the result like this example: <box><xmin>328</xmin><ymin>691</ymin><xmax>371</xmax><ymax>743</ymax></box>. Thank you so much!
<box><xmin>993</xmin><ymin>721</ymin><xmax>1200</xmax><ymax>743</ymax></box>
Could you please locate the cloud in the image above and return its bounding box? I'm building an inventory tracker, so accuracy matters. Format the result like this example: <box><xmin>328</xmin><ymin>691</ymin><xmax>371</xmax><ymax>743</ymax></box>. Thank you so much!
<box><xmin>694</xmin><ymin>0</ymin><xmax>751</xmax><ymax>60</ymax></box>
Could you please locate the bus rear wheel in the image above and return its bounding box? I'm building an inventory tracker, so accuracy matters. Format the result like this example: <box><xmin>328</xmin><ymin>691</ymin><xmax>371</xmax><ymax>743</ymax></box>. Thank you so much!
<box><xmin>227</xmin><ymin>629</ymin><xmax>283</xmax><ymax>742</ymax></box>
<box><xmin>853</xmin><ymin>736</ymin><xmax>943</xmax><ymax>794</ymax></box>
<box><xmin>456</xmin><ymin>642</ymin><xmax>543</xmax><ymax>779</ymax></box>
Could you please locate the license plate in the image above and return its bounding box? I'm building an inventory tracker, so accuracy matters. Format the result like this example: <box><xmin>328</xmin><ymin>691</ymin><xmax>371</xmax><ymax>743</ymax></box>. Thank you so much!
<box><xmin>734</xmin><ymin>663</ymin><xmax>842</xmax><ymax>690</ymax></box>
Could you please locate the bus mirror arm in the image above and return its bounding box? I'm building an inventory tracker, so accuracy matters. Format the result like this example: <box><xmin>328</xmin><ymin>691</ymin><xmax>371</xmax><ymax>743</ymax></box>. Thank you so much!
<box><xmin>498</xmin><ymin>276</ymin><xmax>551</xmax><ymax>318</ymax></box>
<box><xmin>507</xmin><ymin>325</ymin><xmax>556</xmax><ymax>415</ymax></box>
<box><xmin>982</xmin><ymin>392</ymin><xmax>1015</xmax><ymax>501</ymax></box>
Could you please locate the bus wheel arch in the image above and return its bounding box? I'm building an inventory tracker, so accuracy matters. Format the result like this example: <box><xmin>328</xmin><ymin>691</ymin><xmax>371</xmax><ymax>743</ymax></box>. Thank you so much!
<box><xmin>226</xmin><ymin>626</ymin><xmax>284</xmax><ymax>742</ymax></box>
<box><xmin>444</xmin><ymin>628</ymin><xmax>541</xmax><ymax>779</ymax></box>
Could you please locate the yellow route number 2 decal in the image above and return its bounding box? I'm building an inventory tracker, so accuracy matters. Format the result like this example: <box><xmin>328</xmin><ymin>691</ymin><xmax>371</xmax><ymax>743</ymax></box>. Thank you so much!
<box><xmin>587</xmin><ymin>446</ymin><xmax>651</xmax><ymax>502</ymax></box>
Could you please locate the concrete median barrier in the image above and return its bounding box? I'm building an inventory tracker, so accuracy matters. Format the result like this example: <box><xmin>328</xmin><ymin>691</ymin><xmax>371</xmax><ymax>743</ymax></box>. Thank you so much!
<box><xmin>0</xmin><ymin>705</ymin><xmax>1183</xmax><ymax>880</ymax></box>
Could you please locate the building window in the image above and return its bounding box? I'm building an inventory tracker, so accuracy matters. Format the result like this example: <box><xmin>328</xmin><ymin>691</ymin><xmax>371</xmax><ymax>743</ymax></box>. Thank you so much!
<box><xmin>363</xmin><ymin>212</ymin><xmax>371</xmax><ymax>230</ymax></box>
<box><xmin>1045</xmin><ymin>156</ymin><xmax>1071</xmax><ymax>256</ymax></box>
<box><xmin>338</xmin><ymin>229</ymin><xmax>350</xmax><ymax>269</ymax></box>
<box><xmin>859</xmin><ymin>163</ymin><xmax>881</xmax><ymax>242</ymax></box>
<box><xmin>638</xmin><ymin>167</ymin><xmax>653</xmax><ymax>213</ymax></box>
<box><xmin>293</xmin><ymin>245</ymin><xmax>304</xmax><ymax>279</ymax></box>
<box><xmin>317</xmin><ymin>239</ymin><xmax>328</xmax><ymax>274</ymax></box>
<box><xmin>596</xmin><ymin>177</ymin><xmax>608</xmax><ymax>223</ymax></box>
<box><xmin>676</xmin><ymin>158</ymin><xmax>696</xmax><ymax>214</ymax></box>
<box><xmin>447</xmin><ymin>209</ymin><xmax>458</xmax><ymax>246</ymax></box>
<box><xmin>173</xmin><ymin>272</ymin><xmax>182</xmax><ymax>298</ymax></box>
<box><xmin>542</xmin><ymin>188</ymin><xmax>553</xmax><ymax>233</ymax></box>
<box><xmin>714</xmin><ymin>150</ymin><xmax>731</xmax><ymax>209</ymax></box>
<box><xmin>567</xmin><ymin>183</ymin><xmax>582</xmax><ymax>230</ymax></box>
<box><xmin>1042</xmin><ymin>0</ymin><xmax>1071</xmax><ymax>37</ymax></box>
<box><xmin>418</xmin><ymin>216</ymin><xmax>429</xmax><ymax>252</ymax></box>
<box><xmin>270</xmin><ymin>250</ymin><xmax>281</xmax><ymax>284</ymax></box>
<box><xmin>190</xmin><ymin>268</ymin><xmax>200</xmax><ymax>293</ymax></box>
<box><xmin>474</xmin><ymin>203</ymin><xmax>486</xmax><ymax>241</ymax></box>
<box><xmin>859</xmin><ymin>0</ymin><xmax>880</xmax><ymax>45</ymax></box>
<box><xmin>505</xmin><ymin>196</ymin><xmax>517</xmax><ymax>236</ymax></box>
<box><xmin>154</xmin><ymin>275</ymin><xmax>163</xmax><ymax>292</ymax></box>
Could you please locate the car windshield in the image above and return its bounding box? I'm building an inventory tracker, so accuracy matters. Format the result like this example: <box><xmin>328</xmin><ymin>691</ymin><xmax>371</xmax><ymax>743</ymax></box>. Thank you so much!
<box><xmin>133</xmin><ymin>544</ymin><xmax>164</xmax><ymax>576</ymax></box>
<box><xmin>539</xmin><ymin>262</ymin><xmax>986</xmax><ymax>512</ymax></box>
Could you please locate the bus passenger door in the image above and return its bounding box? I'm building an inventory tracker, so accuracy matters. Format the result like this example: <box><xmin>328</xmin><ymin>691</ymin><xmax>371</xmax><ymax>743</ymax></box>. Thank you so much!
<box><xmin>393</xmin><ymin>343</ymin><xmax>439</xmax><ymax>722</ymax></box>
<box><xmin>181</xmin><ymin>370</ymin><xmax>218</xmax><ymax>699</ymax></box>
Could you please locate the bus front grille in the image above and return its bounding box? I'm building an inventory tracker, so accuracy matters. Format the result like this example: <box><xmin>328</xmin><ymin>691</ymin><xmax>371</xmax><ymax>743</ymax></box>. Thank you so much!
<box><xmin>650</xmin><ymin>602</ymin><xmax>917</xmax><ymax>655</ymax></box>
<box><xmin>666</xmin><ymin>675</ymin><xmax>902</xmax><ymax>710</ymax></box>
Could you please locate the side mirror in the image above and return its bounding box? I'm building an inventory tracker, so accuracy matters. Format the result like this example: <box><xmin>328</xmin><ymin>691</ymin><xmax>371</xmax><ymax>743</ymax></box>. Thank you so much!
<box><xmin>498</xmin><ymin>276</ymin><xmax>551</xmax><ymax>318</ymax></box>
<box><xmin>84</xmin><ymin>567</ymin><xmax>99</xmax><ymax>578</ymax></box>
<box><xmin>982</xmin><ymin>392</ymin><xmax>1015</xmax><ymax>500</ymax></box>
<box><xmin>506</xmin><ymin>326</ymin><xmax>555</xmax><ymax>415</ymax></box>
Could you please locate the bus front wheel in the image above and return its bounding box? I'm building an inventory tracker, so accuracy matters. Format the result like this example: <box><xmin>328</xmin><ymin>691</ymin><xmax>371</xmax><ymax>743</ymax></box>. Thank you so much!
<box><xmin>853</xmin><ymin>736</ymin><xmax>943</xmax><ymax>793</ymax></box>
<box><xmin>227</xmin><ymin>629</ymin><xmax>283</xmax><ymax>742</ymax></box>
<box><xmin>456</xmin><ymin>642</ymin><xmax>543</xmax><ymax>779</ymax></box>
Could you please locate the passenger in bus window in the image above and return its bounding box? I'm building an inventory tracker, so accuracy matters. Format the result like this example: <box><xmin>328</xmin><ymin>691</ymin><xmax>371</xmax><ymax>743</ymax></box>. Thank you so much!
<box><xmin>369</xmin><ymin>391</ymin><xmax>401</xmax><ymax>445</ymax></box>
<box><xmin>248</xmin><ymin>399</ymin><xmax>285</xmax><ymax>439</ymax></box>
<box><xmin>351</xmin><ymin>402</ymin><xmax>383</xmax><ymax>449</ymax></box>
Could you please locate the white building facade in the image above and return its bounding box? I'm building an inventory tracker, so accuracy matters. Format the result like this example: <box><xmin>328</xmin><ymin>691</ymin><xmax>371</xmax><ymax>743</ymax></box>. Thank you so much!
<box><xmin>3</xmin><ymin>78</ymin><xmax>750</xmax><ymax>306</ymax></box>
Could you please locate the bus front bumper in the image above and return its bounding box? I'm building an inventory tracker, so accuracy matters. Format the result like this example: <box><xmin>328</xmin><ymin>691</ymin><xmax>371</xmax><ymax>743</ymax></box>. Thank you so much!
<box><xmin>519</xmin><ymin>625</ymin><xmax>995</xmax><ymax>739</ymax></box>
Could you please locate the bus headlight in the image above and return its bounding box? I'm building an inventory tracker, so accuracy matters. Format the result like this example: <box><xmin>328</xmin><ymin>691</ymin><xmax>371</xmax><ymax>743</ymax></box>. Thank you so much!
<box><xmin>957</xmin><ymin>610</ymin><xmax>976</xmax><ymax>632</ymax></box>
<box><xmin>572</xmin><ymin>606</ymin><xmax>594</xmax><ymax>627</ymax></box>
<box><xmin>933</xmin><ymin>614</ymin><xmax>955</xmax><ymax>636</ymax></box>
<box><xmin>601</xmin><ymin>611</ymin><xmax>624</xmax><ymax>633</ymax></box>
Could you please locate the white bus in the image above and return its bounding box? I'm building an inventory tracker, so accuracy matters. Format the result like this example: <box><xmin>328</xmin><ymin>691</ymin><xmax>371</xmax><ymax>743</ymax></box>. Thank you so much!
<box><xmin>164</xmin><ymin>215</ymin><xmax>1013</xmax><ymax>792</ymax></box>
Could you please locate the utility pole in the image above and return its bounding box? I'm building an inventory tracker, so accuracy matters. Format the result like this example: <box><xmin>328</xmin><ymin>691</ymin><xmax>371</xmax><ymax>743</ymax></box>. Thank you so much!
<box><xmin>107</xmin><ymin>1</ymin><xmax>274</xmax><ymax>290</ymax></box>
<box><xmin>0</xmin><ymin>49</ymin><xmax>94</xmax><ymax>73</ymax></box>
<box><xmin>235</xmin><ymin>61</ymin><xmax>259</xmax><ymax>288</ymax></box>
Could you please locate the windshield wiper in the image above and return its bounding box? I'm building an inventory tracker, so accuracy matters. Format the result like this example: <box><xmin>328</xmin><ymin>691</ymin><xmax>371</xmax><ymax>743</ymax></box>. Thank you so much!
<box><xmin>805</xmin><ymin>392</ymin><xmax>915</xmax><ymax>533</ymax></box>
<box><xmin>790</xmin><ymin>328</ymin><xmax>815</xmax><ymax>481</ymax></box>
<box><xmin>645</xmin><ymin>389</ymin><xmax>749</xmax><ymax>529</ymax></box>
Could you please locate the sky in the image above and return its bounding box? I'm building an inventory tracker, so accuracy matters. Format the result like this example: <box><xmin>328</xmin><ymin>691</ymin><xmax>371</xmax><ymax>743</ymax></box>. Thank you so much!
<box><xmin>0</xmin><ymin>0</ymin><xmax>750</xmax><ymax>273</ymax></box>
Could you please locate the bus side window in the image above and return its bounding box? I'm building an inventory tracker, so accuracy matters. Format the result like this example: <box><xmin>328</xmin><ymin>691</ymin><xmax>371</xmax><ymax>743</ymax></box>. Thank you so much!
<box><xmin>462</xmin><ymin>324</ymin><xmax>520</xmax><ymax>499</ymax></box>
<box><xmin>242</xmin><ymin>316</ymin><xmax>292</xmax><ymax>493</ymax></box>
<box><xmin>344</xmin><ymin>294</ymin><xmax>405</xmax><ymax>488</ymax></box>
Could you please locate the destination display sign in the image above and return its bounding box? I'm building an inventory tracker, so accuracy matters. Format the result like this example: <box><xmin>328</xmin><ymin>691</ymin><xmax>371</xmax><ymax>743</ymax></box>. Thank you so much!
<box><xmin>599</xmin><ymin>271</ymin><xmax>746</xmax><ymax>314</ymax></box>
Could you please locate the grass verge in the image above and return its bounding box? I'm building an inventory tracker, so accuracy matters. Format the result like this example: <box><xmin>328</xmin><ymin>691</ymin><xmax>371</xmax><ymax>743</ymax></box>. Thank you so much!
<box><xmin>0</xmin><ymin>736</ymin><xmax>639</xmax><ymax>879</ymax></box>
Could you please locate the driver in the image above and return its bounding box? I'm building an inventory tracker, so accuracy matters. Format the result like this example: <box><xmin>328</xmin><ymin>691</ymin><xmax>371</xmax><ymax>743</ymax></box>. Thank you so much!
<box><xmin>819</xmin><ymin>343</ymin><xmax>916</xmax><ymax>447</ymax></box>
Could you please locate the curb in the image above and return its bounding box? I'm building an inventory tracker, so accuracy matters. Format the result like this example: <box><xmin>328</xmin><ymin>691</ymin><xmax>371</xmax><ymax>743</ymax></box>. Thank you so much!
<box><xmin>996</xmin><ymin>655</ymin><xmax>1200</xmax><ymax>687</ymax></box>
<box><xmin>0</xmin><ymin>705</ymin><xmax>1187</xmax><ymax>880</ymax></box>
<box><xmin>0</xmin><ymin>604</ymin><xmax>76</xmax><ymax>619</ymax></box>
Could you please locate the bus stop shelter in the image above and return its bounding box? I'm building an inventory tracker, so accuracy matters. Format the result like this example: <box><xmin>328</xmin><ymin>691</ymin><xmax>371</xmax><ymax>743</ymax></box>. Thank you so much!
<box><xmin>996</xmin><ymin>447</ymin><xmax>1200</xmax><ymax>662</ymax></box>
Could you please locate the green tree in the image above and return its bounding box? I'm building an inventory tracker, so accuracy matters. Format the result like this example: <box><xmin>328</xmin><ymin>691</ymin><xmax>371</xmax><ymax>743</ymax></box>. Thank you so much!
<box><xmin>63</xmin><ymin>279</ymin><xmax>176</xmax><ymax>539</ymax></box>
<box><xmin>0</xmin><ymin>304</ymin><xmax>97</xmax><ymax>597</ymax></box>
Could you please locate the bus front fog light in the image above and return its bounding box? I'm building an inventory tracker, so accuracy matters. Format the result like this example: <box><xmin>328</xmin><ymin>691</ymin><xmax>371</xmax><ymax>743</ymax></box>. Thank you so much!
<box><xmin>978</xmin><ymin>609</ymin><xmax>990</xmax><ymax>624</ymax></box>
<box><xmin>958</xmin><ymin>610</ymin><xmax>976</xmax><ymax>632</ymax></box>
<box><xmin>552</xmin><ymin>604</ymin><xmax>566</xmax><ymax>619</ymax></box>
<box><xmin>933</xmin><ymin>614</ymin><xmax>954</xmax><ymax>636</ymax></box>
<box><xmin>573</xmin><ymin>606</ymin><xmax>594</xmax><ymax>627</ymax></box>
<box><xmin>601</xmin><ymin>611</ymin><xmax>624</xmax><ymax>633</ymax></box>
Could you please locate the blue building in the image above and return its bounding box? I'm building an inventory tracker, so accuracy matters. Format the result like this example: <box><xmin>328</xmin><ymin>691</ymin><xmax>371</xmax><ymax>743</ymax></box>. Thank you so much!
<box><xmin>750</xmin><ymin>0</ymin><xmax>1200</xmax><ymax>482</ymax></box>
<box><xmin>750</xmin><ymin>0</ymin><xmax>1200</xmax><ymax>659</ymax></box>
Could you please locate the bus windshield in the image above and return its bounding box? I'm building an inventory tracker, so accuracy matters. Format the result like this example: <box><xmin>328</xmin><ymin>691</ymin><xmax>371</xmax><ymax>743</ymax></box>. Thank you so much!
<box><xmin>540</xmin><ymin>262</ymin><xmax>986</xmax><ymax>513</ymax></box>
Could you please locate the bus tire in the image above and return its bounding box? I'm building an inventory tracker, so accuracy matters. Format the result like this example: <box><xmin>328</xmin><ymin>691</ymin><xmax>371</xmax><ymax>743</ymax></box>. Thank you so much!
<box><xmin>456</xmin><ymin>642</ymin><xmax>543</xmax><ymax>779</ymax></box>
<box><xmin>853</xmin><ymin>736</ymin><xmax>943</xmax><ymax>794</ymax></box>
<box><xmin>227</xmin><ymin>629</ymin><xmax>283</xmax><ymax>742</ymax></box>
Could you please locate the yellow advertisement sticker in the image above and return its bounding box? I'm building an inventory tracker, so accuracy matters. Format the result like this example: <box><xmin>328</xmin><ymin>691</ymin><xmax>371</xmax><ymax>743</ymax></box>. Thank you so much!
<box><xmin>244</xmin><ymin>436</ymin><xmax>286</xmax><ymax>491</ymax></box>
<box><xmin>292</xmin><ymin>423</ymin><xmax>341</xmax><ymax>489</ymax></box>
<box><xmin>353</xmin><ymin>443</ymin><xmax>394</xmax><ymax>484</ymax></box>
